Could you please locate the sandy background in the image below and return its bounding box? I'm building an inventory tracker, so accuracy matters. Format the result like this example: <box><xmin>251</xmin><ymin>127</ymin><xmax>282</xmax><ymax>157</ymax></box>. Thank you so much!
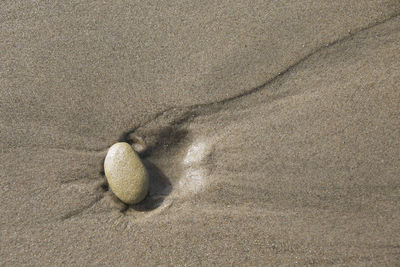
<box><xmin>1</xmin><ymin>1</ymin><xmax>400</xmax><ymax>265</ymax></box>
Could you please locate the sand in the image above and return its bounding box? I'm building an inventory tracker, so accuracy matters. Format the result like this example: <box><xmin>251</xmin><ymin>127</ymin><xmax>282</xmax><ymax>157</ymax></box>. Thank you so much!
<box><xmin>1</xmin><ymin>1</ymin><xmax>400</xmax><ymax>265</ymax></box>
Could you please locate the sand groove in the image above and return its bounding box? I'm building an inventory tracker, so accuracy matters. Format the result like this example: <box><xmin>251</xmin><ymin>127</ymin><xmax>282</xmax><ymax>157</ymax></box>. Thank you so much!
<box><xmin>119</xmin><ymin>12</ymin><xmax>400</xmax><ymax>149</ymax></box>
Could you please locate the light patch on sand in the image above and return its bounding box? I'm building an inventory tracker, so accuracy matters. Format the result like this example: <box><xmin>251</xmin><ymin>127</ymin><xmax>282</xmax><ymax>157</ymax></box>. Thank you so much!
<box><xmin>179</xmin><ymin>168</ymin><xmax>206</xmax><ymax>192</ymax></box>
<box><xmin>183</xmin><ymin>140</ymin><xmax>209</xmax><ymax>164</ymax></box>
<box><xmin>179</xmin><ymin>139</ymin><xmax>212</xmax><ymax>194</ymax></box>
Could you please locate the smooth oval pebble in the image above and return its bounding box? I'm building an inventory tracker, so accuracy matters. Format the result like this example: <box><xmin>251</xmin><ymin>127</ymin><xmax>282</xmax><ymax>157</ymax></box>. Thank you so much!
<box><xmin>104</xmin><ymin>142</ymin><xmax>149</xmax><ymax>204</ymax></box>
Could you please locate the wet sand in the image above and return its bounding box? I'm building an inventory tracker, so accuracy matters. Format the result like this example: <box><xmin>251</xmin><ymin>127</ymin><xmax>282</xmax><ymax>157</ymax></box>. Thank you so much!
<box><xmin>1</xmin><ymin>1</ymin><xmax>400</xmax><ymax>265</ymax></box>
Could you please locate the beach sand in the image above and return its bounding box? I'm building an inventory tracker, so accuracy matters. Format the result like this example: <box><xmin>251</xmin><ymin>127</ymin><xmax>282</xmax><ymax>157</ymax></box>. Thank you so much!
<box><xmin>1</xmin><ymin>1</ymin><xmax>400</xmax><ymax>265</ymax></box>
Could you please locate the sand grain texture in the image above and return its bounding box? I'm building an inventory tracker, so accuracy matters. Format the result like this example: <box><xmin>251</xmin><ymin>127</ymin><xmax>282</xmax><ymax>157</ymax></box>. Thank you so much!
<box><xmin>1</xmin><ymin>1</ymin><xmax>400</xmax><ymax>265</ymax></box>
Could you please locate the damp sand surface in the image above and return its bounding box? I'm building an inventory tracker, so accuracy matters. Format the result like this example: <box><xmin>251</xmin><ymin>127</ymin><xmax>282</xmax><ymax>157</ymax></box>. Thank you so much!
<box><xmin>1</xmin><ymin>1</ymin><xmax>400</xmax><ymax>265</ymax></box>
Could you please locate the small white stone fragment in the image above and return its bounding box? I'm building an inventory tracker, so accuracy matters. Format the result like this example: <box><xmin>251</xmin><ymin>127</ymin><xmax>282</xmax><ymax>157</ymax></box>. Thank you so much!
<box><xmin>104</xmin><ymin>142</ymin><xmax>149</xmax><ymax>204</ymax></box>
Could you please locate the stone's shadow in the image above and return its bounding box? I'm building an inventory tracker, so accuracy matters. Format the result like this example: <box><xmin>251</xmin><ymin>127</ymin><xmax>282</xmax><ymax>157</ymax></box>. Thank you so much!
<box><xmin>129</xmin><ymin>160</ymin><xmax>172</xmax><ymax>211</ymax></box>
<box><xmin>144</xmin><ymin>127</ymin><xmax>188</xmax><ymax>157</ymax></box>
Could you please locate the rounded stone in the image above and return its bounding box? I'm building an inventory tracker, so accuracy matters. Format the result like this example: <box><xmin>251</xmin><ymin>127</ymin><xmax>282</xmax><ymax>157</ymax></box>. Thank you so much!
<box><xmin>104</xmin><ymin>142</ymin><xmax>149</xmax><ymax>204</ymax></box>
